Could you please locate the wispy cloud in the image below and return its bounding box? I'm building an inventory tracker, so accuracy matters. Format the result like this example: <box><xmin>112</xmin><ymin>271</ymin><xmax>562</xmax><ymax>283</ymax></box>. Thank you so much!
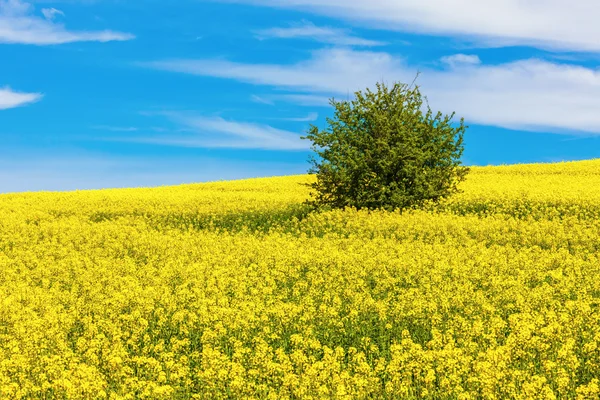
<box><xmin>0</xmin><ymin>0</ymin><xmax>134</xmax><ymax>45</ymax></box>
<box><xmin>144</xmin><ymin>49</ymin><xmax>404</xmax><ymax>95</ymax></box>
<box><xmin>0</xmin><ymin>152</ymin><xmax>307</xmax><ymax>193</ymax></box>
<box><xmin>255</xmin><ymin>20</ymin><xmax>385</xmax><ymax>47</ymax></box>
<box><xmin>277</xmin><ymin>112</ymin><xmax>319</xmax><ymax>122</ymax></box>
<box><xmin>440</xmin><ymin>54</ymin><xmax>481</xmax><ymax>68</ymax></box>
<box><xmin>276</xmin><ymin>93</ymin><xmax>332</xmax><ymax>107</ymax></box>
<box><xmin>110</xmin><ymin>113</ymin><xmax>309</xmax><ymax>150</ymax></box>
<box><xmin>41</xmin><ymin>7</ymin><xmax>64</xmax><ymax>21</ymax></box>
<box><xmin>251</xmin><ymin>94</ymin><xmax>329</xmax><ymax>108</ymax></box>
<box><xmin>0</xmin><ymin>86</ymin><xmax>42</xmax><ymax>109</ymax></box>
<box><xmin>91</xmin><ymin>125</ymin><xmax>139</xmax><ymax>132</ymax></box>
<box><xmin>145</xmin><ymin>48</ymin><xmax>600</xmax><ymax>134</ymax></box>
<box><xmin>231</xmin><ymin>0</ymin><xmax>600</xmax><ymax>53</ymax></box>
<box><xmin>250</xmin><ymin>94</ymin><xmax>274</xmax><ymax>105</ymax></box>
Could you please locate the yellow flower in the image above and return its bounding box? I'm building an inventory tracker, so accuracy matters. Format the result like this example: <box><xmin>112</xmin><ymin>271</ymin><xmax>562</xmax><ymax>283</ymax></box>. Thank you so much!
<box><xmin>1</xmin><ymin>160</ymin><xmax>600</xmax><ymax>398</ymax></box>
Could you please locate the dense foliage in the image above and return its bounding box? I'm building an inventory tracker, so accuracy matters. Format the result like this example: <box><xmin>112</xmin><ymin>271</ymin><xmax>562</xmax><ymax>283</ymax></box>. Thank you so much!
<box><xmin>302</xmin><ymin>80</ymin><xmax>469</xmax><ymax>211</ymax></box>
<box><xmin>1</xmin><ymin>159</ymin><xmax>600</xmax><ymax>399</ymax></box>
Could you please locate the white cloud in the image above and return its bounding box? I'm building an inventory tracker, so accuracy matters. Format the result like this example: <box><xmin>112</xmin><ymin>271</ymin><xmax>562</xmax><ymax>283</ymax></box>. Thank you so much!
<box><xmin>0</xmin><ymin>86</ymin><xmax>42</xmax><ymax>109</ymax></box>
<box><xmin>278</xmin><ymin>112</ymin><xmax>319</xmax><ymax>122</ymax></box>
<box><xmin>251</xmin><ymin>94</ymin><xmax>332</xmax><ymax>107</ymax></box>
<box><xmin>0</xmin><ymin>153</ymin><xmax>306</xmax><ymax>193</ymax></box>
<box><xmin>250</xmin><ymin>94</ymin><xmax>274</xmax><ymax>105</ymax></box>
<box><xmin>440</xmin><ymin>54</ymin><xmax>481</xmax><ymax>68</ymax></box>
<box><xmin>145</xmin><ymin>49</ymin><xmax>406</xmax><ymax>95</ymax></box>
<box><xmin>276</xmin><ymin>93</ymin><xmax>332</xmax><ymax>106</ymax></box>
<box><xmin>91</xmin><ymin>125</ymin><xmax>139</xmax><ymax>132</ymax></box>
<box><xmin>110</xmin><ymin>113</ymin><xmax>310</xmax><ymax>150</ymax></box>
<box><xmin>255</xmin><ymin>20</ymin><xmax>385</xmax><ymax>46</ymax></box>
<box><xmin>230</xmin><ymin>0</ymin><xmax>600</xmax><ymax>53</ymax></box>
<box><xmin>421</xmin><ymin>59</ymin><xmax>600</xmax><ymax>134</ymax></box>
<box><xmin>0</xmin><ymin>0</ymin><xmax>134</xmax><ymax>45</ymax></box>
<box><xmin>41</xmin><ymin>7</ymin><xmax>64</xmax><ymax>21</ymax></box>
<box><xmin>145</xmin><ymin>48</ymin><xmax>600</xmax><ymax>134</ymax></box>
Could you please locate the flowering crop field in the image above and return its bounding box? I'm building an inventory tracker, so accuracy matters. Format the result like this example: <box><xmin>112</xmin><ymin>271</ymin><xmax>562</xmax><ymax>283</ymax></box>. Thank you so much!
<box><xmin>1</xmin><ymin>159</ymin><xmax>600</xmax><ymax>399</ymax></box>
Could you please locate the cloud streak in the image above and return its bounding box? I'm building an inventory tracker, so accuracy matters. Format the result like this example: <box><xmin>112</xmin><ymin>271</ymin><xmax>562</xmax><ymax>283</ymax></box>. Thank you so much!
<box><xmin>276</xmin><ymin>93</ymin><xmax>332</xmax><ymax>107</ymax></box>
<box><xmin>0</xmin><ymin>0</ymin><xmax>134</xmax><ymax>45</ymax></box>
<box><xmin>250</xmin><ymin>94</ymin><xmax>274</xmax><ymax>105</ymax></box>
<box><xmin>255</xmin><ymin>20</ymin><xmax>385</xmax><ymax>46</ymax></box>
<box><xmin>41</xmin><ymin>7</ymin><xmax>64</xmax><ymax>21</ymax></box>
<box><xmin>145</xmin><ymin>49</ymin><xmax>404</xmax><ymax>95</ymax></box>
<box><xmin>0</xmin><ymin>86</ymin><xmax>42</xmax><ymax>109</ymax></box>
<box><xmin>145</xmin><ymin>48</ymin><xmax>600</xmax><ymax>134</ymax></box>
<box><xmin>440</xmin><ymin>54</ymin><xmax>481</xmax><ymax>67</ymax></box>
<box><xmin>0</xmin><ymin>152</ymin><xmax>306</xmax><ymax>193</ymax></box>
<box><xmin>108</xmin><ymin>113</ymin><xmax>309</xmax><ymax>150</ymax></box>
<box><xmin>91</xmin><ymin>125</ymin><xmax>139</xmax><ymax>132</ymax></box>
<box><xmin>277</xmin><ymin>112</ymin><xmax>319</xmax><ymax>122</ymax></box>
<box><xmin>229</xmin><ymin>0</ymin><xmax>600</xmax><ymax>53</ymax></box>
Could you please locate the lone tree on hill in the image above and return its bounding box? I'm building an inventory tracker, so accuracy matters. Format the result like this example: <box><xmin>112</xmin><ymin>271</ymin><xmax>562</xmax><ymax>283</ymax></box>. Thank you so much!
<box><xmin>301</xmin><ymin>78</ymin><xmax>469</xmax><ymax>211</ymax></box>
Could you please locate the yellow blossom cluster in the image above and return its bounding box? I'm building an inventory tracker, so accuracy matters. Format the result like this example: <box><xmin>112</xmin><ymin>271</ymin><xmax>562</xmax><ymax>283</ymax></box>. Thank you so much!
<box><xmin>1</xmin><ymin>159</ymin><xmax>600</xmax><ymax>399</ymax></box>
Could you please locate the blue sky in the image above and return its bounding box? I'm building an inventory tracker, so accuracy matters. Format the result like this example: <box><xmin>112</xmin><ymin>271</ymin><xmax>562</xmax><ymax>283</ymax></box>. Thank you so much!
<box><xmin>2</xmin><ymin>0</ymin><xmax>600</xmax><ymax>192</ymax></box>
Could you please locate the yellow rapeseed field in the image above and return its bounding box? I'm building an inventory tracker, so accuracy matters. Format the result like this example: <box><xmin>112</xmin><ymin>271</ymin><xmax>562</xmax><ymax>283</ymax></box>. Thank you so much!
<box><xmin>1</xmin><ymin>159</ymin><xmax>600</xmax><ymax>399</ymax></box>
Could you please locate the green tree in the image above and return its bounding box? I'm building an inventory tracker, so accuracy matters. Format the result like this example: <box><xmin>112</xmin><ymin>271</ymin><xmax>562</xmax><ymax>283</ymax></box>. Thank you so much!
<box><xmin>302</xmin><ymin>79</ymin><xmax>469</xmax><ymax>211</ymax></box>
